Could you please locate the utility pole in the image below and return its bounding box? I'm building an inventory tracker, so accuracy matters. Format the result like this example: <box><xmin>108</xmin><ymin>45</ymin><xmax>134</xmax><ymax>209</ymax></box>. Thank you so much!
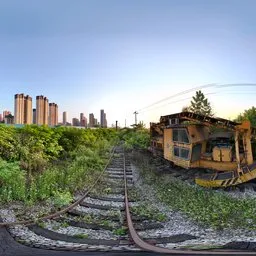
<box><xmin>115</xmin><ymin>120</ymin><xmax>118</xmax><ymax>131</ymax></box>
<box><xmin>125</xmin><ymin>119</ymin><xmax>126</xmax><ymax>128</ymax></box>
<box><xmin>133</xmin><ymin>111</ymin><xmax>138</xmax><ymax>125</ymax></box>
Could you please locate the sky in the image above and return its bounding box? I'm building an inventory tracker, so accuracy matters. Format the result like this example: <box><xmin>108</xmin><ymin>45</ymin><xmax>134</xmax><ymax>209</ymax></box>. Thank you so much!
<box><xmin>1</xmin><ymin>0</ymin><xmax>256</xmax><ymax>127</ymax></box>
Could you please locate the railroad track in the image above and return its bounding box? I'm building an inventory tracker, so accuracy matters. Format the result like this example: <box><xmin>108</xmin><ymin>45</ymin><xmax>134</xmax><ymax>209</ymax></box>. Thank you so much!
<box><xmin>1</xmin><ymin>145</ymin><xmax>256</xmax><ymax>254</ymax></box>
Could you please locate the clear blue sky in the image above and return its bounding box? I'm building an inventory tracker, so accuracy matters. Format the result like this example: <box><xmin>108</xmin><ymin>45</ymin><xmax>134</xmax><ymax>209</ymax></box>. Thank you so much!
<box><xmin>1</xmin><ymin>0</ymin><xmax>256</xmax><ymax>126</ymax></box>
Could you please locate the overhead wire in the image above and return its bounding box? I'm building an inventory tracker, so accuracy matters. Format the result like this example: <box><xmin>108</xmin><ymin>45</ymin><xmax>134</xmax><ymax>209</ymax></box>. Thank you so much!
<box><xmin>139</xmin><ymin>92</ymin><xmax>217</xmax><ymax>114</ymax></box>
<box><xmin>137</xmin><ymin>83</ymin><xmax>256</xmax><ymax>114</ymax></box>
<box><xmin>137</xmin><ymin>83</ymin><xmax>217</xmax><ymax>112</ymax></box>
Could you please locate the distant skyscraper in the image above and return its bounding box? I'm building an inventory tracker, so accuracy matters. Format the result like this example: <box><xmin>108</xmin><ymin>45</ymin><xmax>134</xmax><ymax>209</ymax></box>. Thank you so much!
<box><xmin>3</xmin><ymin>110</ymin><xmax>11</xmax><ymax>119</ymax></box>
<box><xmin>63</xmin><ymin>111</ymin><xmax>67</xmax><ymax>125</ymax></box>
<box><xmin>14</xmin><ymin>94</ymin><xmax>32</xmax><ymax>124</ymax></box>
<box><xmin>72</xmin><ymin>118</ymin><xmax>80</xmax><ymax>126</ymax></box>
<box><xmin>49</xmin><ymin>103</ymin><xmax>58</xmax><ymax>126</ymax></box>
<box><xmin>33</xmin><ymin>109</ymin><xmax>36</xmax><ymax>124</ymax></box>
<box><xmin>80</xmin><ymin>113</ymin><xmax>87</xmax><ymax>127</ymax></box>
<box><xmin>100</xmin><ymin>109</ymin><xmax>104</xmax><ymax>127</ymax></box>
<box><xmin>36</xmin><ymin>95</ymin><xmax>49</xmax><ymax>125</ymax></box>
<box><xmin>100</xmin><ymin>109</ymin><xmax>107</xmax><ymax>128</ymax></box>
<box><xmin>80</xmin><ymin>113</ymin><xmax>84</xmax><ymax>126</ymax></box>
<box><xmin>89</xmin><ymin>113</ymin><xmax>94</xmax><ymax>127</ymax></box>
<box><xmin>4</xmin><ymin>114</ymin><xmax>14</xmax><ymax>124</ymax></box>
<box><xmin>24</xmin><ymin>95</ymin><xmax>32</xmax><ymax>124</ymax></box>
<box><xmin>104</xmin><ymin>113</ymin><xmax>107</xmax><ymax>128</ymax></box>
<box><xmin>84</xmin><ymin>117</ymin><xmax>88</xmax><ymax>128</ymax></box>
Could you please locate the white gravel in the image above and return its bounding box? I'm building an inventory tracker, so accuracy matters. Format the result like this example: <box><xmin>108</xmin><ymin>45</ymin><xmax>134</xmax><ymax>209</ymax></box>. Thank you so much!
<box><xmin>224</xmin><ymin>190</ymin><xmax>256</xmax><ymax>199</ymax></box>
<box><xmin>83</xmin><ymin>197</ymin><xmax>125</xmax><ymax>208</ymax></box>
<box><xmin>106</xmin><ymin>171</ymin><xmax>124</xmax><ymax>175</ymax></box>
<box><xmin>74</xmin><ymin>205</ymin><xmax>121</xmax><ymax>219</ymax></box>
<box><xmin>82</xmin><ymin>197</ymin><xmax>139</xmax><ymax>208</ymax></box>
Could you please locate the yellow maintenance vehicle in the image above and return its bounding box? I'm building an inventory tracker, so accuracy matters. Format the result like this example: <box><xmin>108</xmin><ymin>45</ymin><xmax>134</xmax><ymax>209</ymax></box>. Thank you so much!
<box><xmin>149</xmin><ymin>111</ymin><xmax>256</xmax><ymax>188</ymax></box>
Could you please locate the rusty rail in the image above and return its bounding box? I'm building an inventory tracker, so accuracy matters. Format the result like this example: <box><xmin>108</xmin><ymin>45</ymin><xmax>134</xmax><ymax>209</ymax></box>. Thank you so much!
<box><xmin>123</xmin><ymin>151</ymin><xmax>256</xmax><ymax>255</ymax></box>
<box><xmin>0</xmin><ymin>146</ymin><xmax>116</xmax><ymax>227</ymax></box>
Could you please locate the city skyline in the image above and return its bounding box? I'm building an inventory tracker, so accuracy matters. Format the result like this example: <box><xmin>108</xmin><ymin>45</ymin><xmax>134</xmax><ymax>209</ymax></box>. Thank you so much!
<box><xmin>0</xmin><ymin>92</ymin><xmax>109</xmax><ymax>127</ymax></box>
<box><xmin>0</xmin><ymin>1</ymin><xmax>256</xmax><ymax>127</ymax></box>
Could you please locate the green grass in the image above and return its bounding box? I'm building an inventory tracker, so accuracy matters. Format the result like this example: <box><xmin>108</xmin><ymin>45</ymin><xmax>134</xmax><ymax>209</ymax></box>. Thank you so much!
<box><xmin>128</xmin><ymin>188</ymin><xmax>141</xmax><ymax>201</ymax></box>
<box><xmin>130</xmin><ymin>204</ymin><xmax>167</xmax><ymax>222</ymax></box>
<box><xmin>113</xmin><ymin>226</ymin><xmax>128</xmax><ymax>236</ymax></box>
<box><xmin>60</xmin><ymin>221</ymin><xmax>69</xmax><ymax>228</ymax></box>
<box><xmin>73</xmin><ymin>233</ymin><xmax>89</xmax><ymax>239</ymax></box>
<box><xmin>77</xmin><ymin>214</ymin><xmax>117</xmax><ymax>228</ymax></box>
<box><xmin>36</xmin><ymin>220</ymin><xmax>46</xmax><ymax>229</ymax></box>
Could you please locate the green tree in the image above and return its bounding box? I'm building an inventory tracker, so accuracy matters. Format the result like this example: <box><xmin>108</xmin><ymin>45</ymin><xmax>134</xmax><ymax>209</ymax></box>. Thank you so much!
<box><xmin>0</xmin><ymin>125</ymin><xmax>18</xmax><ymax>160</ymax></box>
<box><xmin>182</xmin><ymin>106</ymin><xmax>189</xmax><ymax>112</ymax></box>
<box><xmin>189</xmin><ymin>90</ymin><xmax>213</xmax><ymax>116</ymax></box>
<box><xmin>235</xmin><ymin>106</ymin><xmax>256</xmax><ymax>126</ymax></box>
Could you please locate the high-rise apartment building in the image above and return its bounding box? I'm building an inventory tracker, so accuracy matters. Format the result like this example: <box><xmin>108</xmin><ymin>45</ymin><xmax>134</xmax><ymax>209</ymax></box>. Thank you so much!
<box><xmin>33</xmin><ymin>109</ymin><xmax>36</xmax><ymax>124</ymax></box>
<box><xmin>80</xmin><ymin>113</ymin><xmax>84</xmax><ymax>123</ymax></box>
<box><xmin>14</xmin><ymin>94</ymin><xmax>24</xmax><ymax>124</ymax></box>
<box><xmin>24</xmin><ymin>95</ymin><xmax>32</xmax><ymax>124</ymax></box>
<box><xmin>100</xmin><ymin>109</ymin><xmax>107</xmax><ymax>128</ymax></box>
<box><xmin>4</xmin><ymin>114</ymin><xmax>14</xmax><ymax>124</ymax></box>
<box><xmin>84</xmin><ymin>117</ymin><xmax>88</xmax><ymax>128</ymax></box>
<box><xmin>63</xmin><ymin>111</ymin><xmax>67</xmax><ymax>125</ymax></box>
<box><xmin>14</xmin><ymin>94</ymin><xmax>33</xmax><ymax>124</ymax></box>
<box><xmin>3</xmin><ymin>110</ymin><xmax>11</xmax><ymax>119</ymax></box>
<box><xmin>36</xmin><ymin>95</ymin><xmax>49</xmax><ymax>125</ymax></box>
<box><xmin>104</xmin><ymin>113</ymin><xmax>107</xmax><ymax>127</ymax></box>
<box><xmin>89</xmin><ymin>113</ymin><xmax>94</xmax><ymax>127</ymax></box>
<box><xmin>72</xmin><ymin>118</ymin><xmax>80</xmax><ymax>126</ymax></box>
<box><xmin>49</xmin><ymin>103</ymin><xmax>58</xmax><ymax>126</ymax></box>
<box><xmin>80</xmin><ymin>113</ymin><xmax>87</xmax><ymax>127</ymax></box>
<box><xmin>100</xmin><ymin>109</ymin><xmax>104</xmax><ymax>127</ymax></box>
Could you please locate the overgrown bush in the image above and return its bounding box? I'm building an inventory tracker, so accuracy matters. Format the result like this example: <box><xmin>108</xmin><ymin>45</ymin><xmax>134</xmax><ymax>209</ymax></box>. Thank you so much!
<box><xmin>0</xmin><ymin>159</ymin><xmax>26</xmax><ymax>201</ymax></box>
<box><xmin>0</xmin><ymin>125</ymin><xmax>18</xmax><ymax>160</ymax></box>
<box><xmin>120</xmin><ymin>128</ymin><xmax>150</xmax><ymax>149</ymax></box>
<box><xmin>0</xmin><ymin>125</ymin><xmax>117</xmax><ymax>204</ymax></box>
<box><xmin>51</xmin><ymin>190</ymin><xmax>73</xmax><ymax>208</ymax></box>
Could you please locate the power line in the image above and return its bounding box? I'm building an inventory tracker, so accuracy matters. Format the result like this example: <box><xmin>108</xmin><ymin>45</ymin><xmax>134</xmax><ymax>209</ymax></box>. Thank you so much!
<box><xmin>139</xmin><ymin>92</ymin><xmax>217</xmax><ymax>114</ymax></box>
<box><xmin>139</xmin><ymin>90</ymin><xmax>256</xmax><ymax>114</ymax></box>
<box><xmin>215</xmin><ymin>83</ymin><xmax>256</xmax><ymax>88</ymax></box>
<box><xmin>137</xmin><ymin>83</ymin><xmax>216</xmax><ymax>112</ymax></box>
<box><xmin>137</xmin><ymin>83</ymin><xmax>256</xmax><ymax>112</ymax></box>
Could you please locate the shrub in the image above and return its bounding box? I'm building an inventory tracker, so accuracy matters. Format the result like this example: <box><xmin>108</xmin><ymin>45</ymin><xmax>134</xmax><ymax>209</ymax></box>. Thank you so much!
<box><xmin>0</xmin><ymin>159</ymin><xmax>26</xmax><ymax>202</ymax></box>
<box><xmin>51</xmin><ymin>190</ymin><xmax>73</xmax><ymax>208</ymax></box>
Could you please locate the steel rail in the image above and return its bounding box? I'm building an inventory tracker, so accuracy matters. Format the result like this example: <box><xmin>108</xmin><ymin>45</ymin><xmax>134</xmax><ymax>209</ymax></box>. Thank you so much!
<box><xmin>123</xmin><ymin>150</ymin><xmax>256</xmax><ymax>255</ymax></box>
<box><xmin>0</xmin><ymin>146</ymin><xmax>117</xmax><ymax>227</ymax></box>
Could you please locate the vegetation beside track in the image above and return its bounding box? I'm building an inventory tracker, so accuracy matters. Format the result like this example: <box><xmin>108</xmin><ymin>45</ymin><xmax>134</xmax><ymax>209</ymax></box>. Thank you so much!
<box><xmin>119</xmin><ymin>127</ymin><xmax>150</xmax><ymax>150</ymax></box>
<box><xmin>0</xmin><ymin>125</ymin><xmax>118</xmax><ymax>206</ymax></box>
<box><xmin>132</xmin><ymin>151</ymin><xmax>256</xmax><ymax>230</ymax></box>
